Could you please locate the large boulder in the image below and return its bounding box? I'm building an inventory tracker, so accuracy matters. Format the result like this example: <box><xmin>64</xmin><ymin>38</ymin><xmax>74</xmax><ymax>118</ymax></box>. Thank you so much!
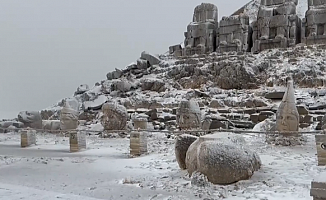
<box><xmin>141</xmin><ymin>78</ymin><xmax>166</xmax><ymax>92</ymax></box>
<box><xmin>185</xmin><ymin>133</ymin><xmax>261</xmax><ymax>185</ymax></box>
<box><xmin>101</xmin><ymin>103</ymin><xmax>128</xmax><ymax>130</ymax></box>
<box><xmin>106</xmin><ymin>68</ymin><xmax>123</xmax><ymax>80</ymax></box>
<box><xmin>175</xmin><ymin>134</ymin><xmax>199</xmax><ymax>170</ymax></box>
<box><xmin>18</xmin><ymin>111</ymin><xmax>43</xmax><ymax>129</ymax></box>
<box><xmin>75</xmin><ymin>84</ymin><xmax>89</xmax><ymax>95</ymax></box>
<box><xmin>176</xmin><ymin>99</ymin><xmax>201</xmax><ymax>130</ymax></box>
<box><xmin>111</xmin><ymin>79</ymin><xmax>132</xmax><ymax>93</ymax></box>
<box><xmin>140</xmin><ymin>51</ymin><xmax>161</xmax><ymax>66</ymax></box>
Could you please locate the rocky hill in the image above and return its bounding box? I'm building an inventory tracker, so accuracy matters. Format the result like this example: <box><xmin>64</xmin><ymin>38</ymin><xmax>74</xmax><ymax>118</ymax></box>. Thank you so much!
<box><xmin>35</xmin><ymin>44</ymin><xmax>326</xmax><ymax>134</ymax></box>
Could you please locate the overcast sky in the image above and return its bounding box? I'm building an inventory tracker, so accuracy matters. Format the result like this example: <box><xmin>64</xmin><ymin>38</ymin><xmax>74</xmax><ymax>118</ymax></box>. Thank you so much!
<box><xmin>0</xmin><ymin>0</ymin><xmax>249</xmax><ymax>119</ymax></box>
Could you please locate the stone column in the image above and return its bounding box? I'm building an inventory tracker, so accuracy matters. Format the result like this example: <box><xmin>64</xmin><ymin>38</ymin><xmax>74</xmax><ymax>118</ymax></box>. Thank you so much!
<box><xmin>130</xmin><ymin>117</ymin><xmax>148</xmax><ymax>157</ymax></box>
<box><xmin>315</xmin><ymin>134</ymin><xmax>326</xmax><ymax>166</ymax></box>
<box><xmin>20</xmin><ymin>130</ymin><xmax>36</xmax><ymax>148</ymax></box>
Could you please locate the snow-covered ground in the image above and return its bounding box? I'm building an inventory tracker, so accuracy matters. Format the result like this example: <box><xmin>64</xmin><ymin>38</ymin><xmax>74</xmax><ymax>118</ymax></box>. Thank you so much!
<box><xmin>0</xmin><ymin>131</ymin><xmax>321</xmax><ymax>200</ymax></box>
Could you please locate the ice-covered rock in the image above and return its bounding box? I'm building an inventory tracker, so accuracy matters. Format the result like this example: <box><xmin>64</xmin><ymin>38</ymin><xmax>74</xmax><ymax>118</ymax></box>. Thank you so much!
<box><xmin>101</xmin><ymin>102</ymin><xmax>128</xmax><ymax>130</ymax></box>
<box><xmin>141</xmin><ymin>78</ymin><xmax>166</xmax><ymax>92</ymax></box>
<box><xmin>107</xmin><ymin>68</ymin><xmax>123</xmax><ymax>80</ymax></box>
<box><xmin>83</xmin><ymin>95</ymin><xmax>108</xmax><ymax>110</ymax></box>
<box><xmin>42</xmin><ymin>120</ymin><xmax>60</xmax><ymax>132</ymax></box>
<box><xmin>18</xmin><ymin>111</ymin><xmax>43</xmax><ymax>129</ymax></box>
<box><xmin>186</xmin><ymin>133</ymin><xmax>261</xmax><ymax>185</ymax></box>
<box><xmin>175</xmin><ymin>134</ymin><xmax>198</xmax><ymax>170</ymax></box>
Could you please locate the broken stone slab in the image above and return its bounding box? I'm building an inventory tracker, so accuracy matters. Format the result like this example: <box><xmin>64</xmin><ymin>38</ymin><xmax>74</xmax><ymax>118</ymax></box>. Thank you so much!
<box><xmin>265</xmin><ymin>91</ymin><xmax>285</xmax><ymax>99</ymax></box>
<box><xmin>106</xmin><ymin>68</ymin><xmax>123</xmax><ymax>80</ymax></box>
<box><xmin>20</xmin><ymin>130</ymin><xmax>36</xmax><ymax>148</ymax></box>
<box><xmin>140</xmin><ymin>51</ymin><xmax>161</xmax><ymax>66</ymax></box>
<box><xmin>169</xmin><ymin>44</ymin><xmax>183</xmax><ymax>57</ymax></box>
<box><xmin>137</xmin><ymin>59</ymin><xmax>149</xmax><ymax>70</ymax></box>
<box><xmin>69</xmin><ymin>131</ymin><xmax>86</xmax><ymax>153</ymax></box>
<box><xmin>297</xmin><ymin>105</ymin><xmax>309</xmax><ymax>115</ymax></box>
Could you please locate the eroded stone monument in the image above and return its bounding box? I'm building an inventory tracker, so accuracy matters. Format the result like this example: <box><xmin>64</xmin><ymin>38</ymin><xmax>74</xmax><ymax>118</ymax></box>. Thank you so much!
<box><xmin>275</xmin><ymin>79</ymin><xmax>299</xmax><ymax>132</ymax></box>
<box><xmin>218</xmin><ymin>14</ymin><xmax>251</xmax><ymax>53</ymax></box>
<box><xmin>184</xmin><ymin>3</ymin><xmax>218</xmax><ymax>56</ymax></box>
<box><xmin>60</xmin><ymin>99</ymin><xmax>86</xmax><ymax>152</ymax></box>
<box><xmin>302</xmin><ymin>0</ymin><xmax>326</xmax><ymax>45</ymax></box>
<box><xmin>101</xmin><ymin>102</ymin><xmax>128</xmax><ymax>130</ymax></box>
<box><xmin>18</xmin><ymin>111</ymin><xmax>42</xmax><ymax>129</ymax></box>
<box><xmin>252</xmin><ymin>0</ymin><xmax>301</xmax><ymax>52</ymax></box>
<box><xmin>176</xmin><ymin>99</ymin><xmax>201</xmax><ymax>130</ymax></box>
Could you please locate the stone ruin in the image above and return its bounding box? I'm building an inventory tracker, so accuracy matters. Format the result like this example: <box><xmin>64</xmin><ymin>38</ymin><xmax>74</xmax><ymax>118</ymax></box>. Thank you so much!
<box><xmin>170</xmin><ymin>0</ymin><xmax>326</xmax><ymax>56</ymax></box>
<box><xmin>302</xmin><ymin>0</ymin><xmax>326</xmax><ymax>45</ymax></box>
<box><xmin>101</xmin><ymin>102</ymin><xmax>128</xmax><ymax>131</ymax></box>
<box><xmin>184</xmin><ymin>3</ymin><xmax>218</xmax><ymax>56</ymax></box>
<box><xmin>176</xmin><ymin>99</ymin><xmax>201</xmax><ymax>130</ymax></box>
<box><xmin>252</xmin><ymin>0</ymin><xmax>301</xmax><ymax>52</ymax></box>
<box><xmin>218</xmin><ymin>14</ymin><xmax>251</xmax><ymax>53</ymax></box>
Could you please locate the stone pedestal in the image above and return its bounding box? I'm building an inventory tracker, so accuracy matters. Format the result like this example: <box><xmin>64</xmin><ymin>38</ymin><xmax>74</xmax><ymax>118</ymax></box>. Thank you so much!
<box><xmin>130</xmin><ymin>131</ymin><xmax>147</xmax><ymax>157</ymax></box>
<box><xmin>130</xmin><ymin>117</ymin><xmax>148</xmax><ymax>157</ymax></box>
<box><xmin>315</xmin><ymin>134</ymin><xmax>326</xmax><ymax>166</ymax></box>
<box><xmin>69</xmin><ymin>131</ymin><xmax>86</xmax><ymax>153</ymax></box>
<box><xmin>311</xmin><ymin>172</ymin><xmax>326</xmax><ymax>200</ymax></box>
<box><xmin>20</xmin><ymin>130</ymin><xmax>36</xmax><ymax>148</ymax></box>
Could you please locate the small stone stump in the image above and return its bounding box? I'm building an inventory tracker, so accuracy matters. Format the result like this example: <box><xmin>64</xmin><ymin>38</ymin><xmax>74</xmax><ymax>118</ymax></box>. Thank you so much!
<box><xmin>130</xmin><ymin>117</ymin><xmax>148</xmax><ymax>157</ymax></box>
<box><xmin>69</xmin><ymin>131</ymin><xmax>86</xmax><ymax>153</ymax></box>
<box><xmin>311</xmin><ymin>172</ymin><xmax>326</xmax><ymax>200</ymax></box>
<box><xmin>315</xmin><ymin>134</ymin><xmax>326</xmax><ymax>166</ymax></box>
<box><xmin>20</xmin><ymin>130</ymin><xmax>36</xmax><ymax>148</ymax></box>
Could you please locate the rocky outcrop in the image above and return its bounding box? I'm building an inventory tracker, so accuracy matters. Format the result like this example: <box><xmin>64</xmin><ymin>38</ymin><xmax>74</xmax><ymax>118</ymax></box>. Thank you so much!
<box><xmin>185</xmin><ymin>133</ymin><xmax>261</xmax><ymax>185</ymax></box>
<box><xmin>101</xmin><ymin>103</ymin><xmax>128</xmax><ymax>130</ymax></box>
<box><xmin>18</xmin><ymin>111</ymin><xmax>43</xmax><ymax>129</ymax></box>
<box><xmin>175</xmin><ymin>134</ymin><xmax>198</xmax><ymax>169</ymax></box>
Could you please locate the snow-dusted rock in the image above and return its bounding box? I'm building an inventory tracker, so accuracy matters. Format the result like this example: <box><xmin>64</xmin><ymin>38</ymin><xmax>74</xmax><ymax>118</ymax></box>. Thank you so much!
<box><xmin>186</xmin><ymin>133</ymin><xmax>261</xmax><ymax>185</ymax></box>
<box><xmin>106</xmin><ymin>68</ymin><xmax>122</xmax><ymax>80</ymax></box>
<box><xmin>101</xmin><ymin>103</ymin><xmax>128</xmax><ymax>130</ymax></box>
<box><xmin>176</xmin><ymin>99</ymin><xmax>201</xmax><ymax>130</ymax></box>
<box><xmin>83</xmin><ymin>95</ymin><xmax>107</xmax><ymax>110</ymax></box>
<box><xmin>175</xmin><ymin>134</ymin><xmax>198</xmax><ymax>169</ymax></box>
<box><xmin>18</xmin><ymin>111</ymin><xmax>43</xmax><ymax>129</ymax></box>
<box><xmin>75</xmin><ymin>84</ymin><xmax>89</xmax><ymax>95</ymax></box>
<box><xmin>42</xmin><ymin>120</ymin><xmax>60</xmax><ymax>132</ymax></box>
<box><xmin>141</xmin><ymin>78</ymin><xmax>166</xmax><ymax>92</ymax></box>
<box><xmin>140</xmin><ymin>51</ymin><xmax>161</xmax><ymax>66</ymax></box>
<box><xmin>137</xmin><ymin>59</ymin><xmax>149</xmax><ymax>69</ymax></box>
<box><xmin>111</xmin><ymin>79</ymin><xmax>132</xmax><ymax>93</ymax></box>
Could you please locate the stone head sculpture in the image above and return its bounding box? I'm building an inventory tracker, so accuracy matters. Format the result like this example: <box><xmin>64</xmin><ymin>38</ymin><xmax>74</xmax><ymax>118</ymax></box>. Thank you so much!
<box><xmin>60</xmin><ymin>99</ymin><xmax>79</xmax><ymax>130</ymax></box>
<box><xmin>275</xmin><ymin>79</ymin><xmax>299</xmax><ymax>132</ymax></box>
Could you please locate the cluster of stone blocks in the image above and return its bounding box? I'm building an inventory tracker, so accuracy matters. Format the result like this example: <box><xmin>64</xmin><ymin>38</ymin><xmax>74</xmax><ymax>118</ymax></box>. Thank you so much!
<box><xmin>170</xmin><ymin>0</ymin><xmax>326</xmax><ymax>56</ymax></box>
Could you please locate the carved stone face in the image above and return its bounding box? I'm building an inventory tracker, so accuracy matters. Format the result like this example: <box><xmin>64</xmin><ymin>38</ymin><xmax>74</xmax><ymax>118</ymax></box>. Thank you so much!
<box><xmin>276</xmin><ymin>112</ymin><xmax>299</xmax><ymax>131</ymax></box>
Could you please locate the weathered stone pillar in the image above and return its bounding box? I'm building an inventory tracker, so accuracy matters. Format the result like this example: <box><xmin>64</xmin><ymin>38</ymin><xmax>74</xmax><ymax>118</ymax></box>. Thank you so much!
<box><xmin>20</xmin><ymin>130</ymin><xmax>36</xmax><ymax>148</ymax></box>
<box><xmin>315</xmin><ymin>134</ymin><xmax>326</xmax><ymax>166</ymax></box>
<box><xmin>130</xmin><ymin>117</ymin><xmax>148</xmax><ymax>157</ymax></box>
<box><xmin>310</xmin><ymin>172</ymin><xmax>326</xmax><ymax>200</ymax></box>
<box><xmin>69</xmin><ymin>131</ymin><xmax>86</xmax><ymax>153</ymax></box>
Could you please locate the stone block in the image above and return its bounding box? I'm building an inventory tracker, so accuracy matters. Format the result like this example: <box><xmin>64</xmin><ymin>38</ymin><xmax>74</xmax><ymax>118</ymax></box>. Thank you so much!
<box><xmin>133</xmin><ymin>117</ymin><xmax>148</xmax><ymax>130</ymax></box>
<box><xmin>311</xmin><ymin>172</ymin><xmax>326</xmax><ymax>200</ymax></box>
<box><xmin>315</xmin><ymin>134</ymin><xmax>326</xmax><ymax>166</ymax></box>
<box><xmin>130</xmin><ymin>131</ymin><xmax>147</xmax><ymax>157</ymax></box>
<box><xmin>20</xmin><ymin>130</ymin><xmax>36</xmax><ymax>148</ymax></box>
<box><xmin>69</xmin><ymin>131</ymin><xmax>86</xmax><ymax>153</ymax></box>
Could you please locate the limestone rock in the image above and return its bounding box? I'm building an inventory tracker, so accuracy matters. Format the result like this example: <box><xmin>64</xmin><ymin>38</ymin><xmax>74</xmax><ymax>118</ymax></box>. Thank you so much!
<box><xmin>185</xmin><ymin>133</ymin><xmax>261</xmax><ymax>185</ymax></box>
<box><xmin>101</xmin><ymin>103</ymin><xmax>128</xmax><ymax>130</ymax></box>
<box><xmin>141</xmin><ymin>78</ymin><xmax>166</xmax><ymax>92</ymax></box>
<box><xmin>140</xmin><ymin>51</ymin><xmax>161</xmax><ymax>66</ymax></box>
<box><xmin>107</xmin><ymin>68</ymin><xmax>123</xmax><ymax>80</ymax></box>
<box><xmin>275</xmin><ymin>79</ymin><xmax>299</xmax><ymax>132</ymax></box>
<box><xmin>175</xmin><ymin>134</ymin><xmax>198</xmax><ymax>169</ymax></box>
<box><xmin>137</xmin><ymin>59</ymin><xmax>149</xmax><ymax>70</ymax></box>
<box><xmin>75</xmin><ymin>84</ymin><xmax>89</xmax><ymax>95</ymax></box>
<box><xmin>111</xmin><ymin>79</ymin><xmax>132</xmax><ymax>93</ymax></box>
<box><xmin>176</xmin><ymin>100</ymin><xmax>201</xmax><ymax>130</ymax></box>
<box><xmin>18</xmin><ymin>111</ymin><xmax>42</xmax><ymax>129</ymax></box>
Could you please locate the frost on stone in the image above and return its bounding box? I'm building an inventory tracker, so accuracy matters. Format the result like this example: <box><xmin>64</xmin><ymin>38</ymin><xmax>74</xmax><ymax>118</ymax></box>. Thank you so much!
<box><xmin>191</xmin><ymin>172</ymin><xmax>211</xmax><ymax>188</ymax></box>
<box><xmin>101</xmin><ymin>102</ymin><xmax>128</xmax><ymax>131</ymax></box>
<box><xmin>186</xmin><ymin>135</ymin><xmax>261</xmax><ymax>185</ymax></box>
